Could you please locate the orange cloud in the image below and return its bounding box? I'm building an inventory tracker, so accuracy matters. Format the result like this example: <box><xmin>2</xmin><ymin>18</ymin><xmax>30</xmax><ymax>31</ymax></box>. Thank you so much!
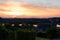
<box><xmin>21</xmin><ymin>3</ymin><xmax>60</xmax><ymax>18</ymax></box>
<box><xmin>0</xmin><ymin>1</ymin><xmax>60</xmax><ymax>18</ymax></box>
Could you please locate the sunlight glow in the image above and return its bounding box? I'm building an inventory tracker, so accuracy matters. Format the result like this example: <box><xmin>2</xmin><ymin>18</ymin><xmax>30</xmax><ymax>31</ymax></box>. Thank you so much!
<box><xmin>0</xmin><ymin>2</ymin><xmax>60</xmax><ymax>18</ymax></box>
<box><xmin>7</xmin><ymin>12</ymin><xmax>23</xmax><ymax>15</ymax></box>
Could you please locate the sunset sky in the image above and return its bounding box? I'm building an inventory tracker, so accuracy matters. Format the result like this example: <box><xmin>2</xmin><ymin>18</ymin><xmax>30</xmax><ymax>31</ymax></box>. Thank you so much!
<box><xmin>0</xmin><ymin>0</ymin><xmax>60</xmax><ymax>18</ymax></box>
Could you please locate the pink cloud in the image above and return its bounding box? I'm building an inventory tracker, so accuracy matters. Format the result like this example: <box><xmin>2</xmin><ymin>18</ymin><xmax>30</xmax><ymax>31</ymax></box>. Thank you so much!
<box><xmin>0</xmin><ymin>2</ymin><xmax>60</xmax><ymax>18</ymax></box>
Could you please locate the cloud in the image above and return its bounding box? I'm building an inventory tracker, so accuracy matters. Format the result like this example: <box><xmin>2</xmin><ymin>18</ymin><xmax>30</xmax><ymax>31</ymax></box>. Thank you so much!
<box><xmin>0</xmin><ymin>1</ymin><xmax>60</xmax><ymax>18</ymax></box>
<box><xmin>1</xmin><ymin>0</ymin><xmax>60</xmax><ymax>9</ymax></box>
<box><xmin>0</xmin><ymin>0</ymin><xmax>14</xmax><ymax>2</ymax></box>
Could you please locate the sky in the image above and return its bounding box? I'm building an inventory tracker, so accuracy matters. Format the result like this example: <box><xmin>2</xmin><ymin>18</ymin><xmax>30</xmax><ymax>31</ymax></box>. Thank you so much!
<box><xmin>0</xmin><ymin>0</ymin><xmax>60</xmax><ymax>18</ymax></box>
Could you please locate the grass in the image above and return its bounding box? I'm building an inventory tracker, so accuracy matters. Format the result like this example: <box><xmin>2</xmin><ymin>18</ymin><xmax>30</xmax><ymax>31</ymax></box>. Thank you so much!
<box><xmin>36</xmin><ymin>37</ymin><xmax>51</xmax><ymax>40</ymax></box>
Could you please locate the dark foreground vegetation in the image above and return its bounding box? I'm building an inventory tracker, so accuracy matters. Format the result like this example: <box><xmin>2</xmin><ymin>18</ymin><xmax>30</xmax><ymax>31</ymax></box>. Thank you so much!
<box><xmin>0</xmin><ymin>17</ymin><xmax>60</xmax><ymax>40</ymax></box>
<box><xmin>37</xmin><ymin>25</ymin><xmax>60</xmax><ymax>39</ymax></box>
<box><xmin>0</xmin><ymin>23</ymin><xmax>60</xmax><ymax>40</ymax></box>
<box><xmin>0</xmin><ymin>23</ymin><xmax>36</xmax><ymax>40</ymax></box>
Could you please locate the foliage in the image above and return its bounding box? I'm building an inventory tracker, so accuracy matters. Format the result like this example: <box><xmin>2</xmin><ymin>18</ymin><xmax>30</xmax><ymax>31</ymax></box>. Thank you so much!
<box><xmin>0</xmin><ymin>23</ymin><xmax>37</xmax><ymax>40</ymax></box>
<box><xmin>46</xmin><ymin>26</ymin><xmax>57</xmax><ymax>38</ymax></box>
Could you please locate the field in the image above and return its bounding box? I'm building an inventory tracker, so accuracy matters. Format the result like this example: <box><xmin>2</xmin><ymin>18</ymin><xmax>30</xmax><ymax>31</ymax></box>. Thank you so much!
<box><xmin>36</xmin><ymin>37</ymin><xmax>50</xmax><ymax>40</ymax></box>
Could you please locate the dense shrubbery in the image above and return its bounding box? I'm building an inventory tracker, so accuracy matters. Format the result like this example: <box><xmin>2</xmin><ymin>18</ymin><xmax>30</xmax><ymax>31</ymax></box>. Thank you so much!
<box><xmin>46</xmin><ymin>26</ymin><xmax>60</xmax><ymax>38</ymax></box>
<box><xmin>37</xmin><ymin>26</ymin><xmax>60</xmax><ymax>39</ymax></box>
<box><xmin>0</xmin><ymin>23</ymin><xmax>37</xmax><ymax>40</ymax></box>
<box><xmin>1</xmin><ymin>22</ymin><xmax>60</xmax><ymax>40</ymax></box>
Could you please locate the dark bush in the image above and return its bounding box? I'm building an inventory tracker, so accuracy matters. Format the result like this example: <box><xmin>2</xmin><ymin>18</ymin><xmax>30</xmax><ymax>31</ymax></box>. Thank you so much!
<box><xmin>0</xmin><ymin>23</ymin><xmax>37</xmax><ymax>40</ymax></box>
<box><xmin>16</xmin><ymin>28</ymin><xmax>36</xmax><ymax>40</ymax></box>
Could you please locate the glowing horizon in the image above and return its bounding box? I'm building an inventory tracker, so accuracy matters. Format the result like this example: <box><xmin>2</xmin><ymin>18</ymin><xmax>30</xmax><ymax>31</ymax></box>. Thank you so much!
<box><xmin>0</xmin><ymin>0</ymin><xmax>60</xmax><ymax>18</ymax></box>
